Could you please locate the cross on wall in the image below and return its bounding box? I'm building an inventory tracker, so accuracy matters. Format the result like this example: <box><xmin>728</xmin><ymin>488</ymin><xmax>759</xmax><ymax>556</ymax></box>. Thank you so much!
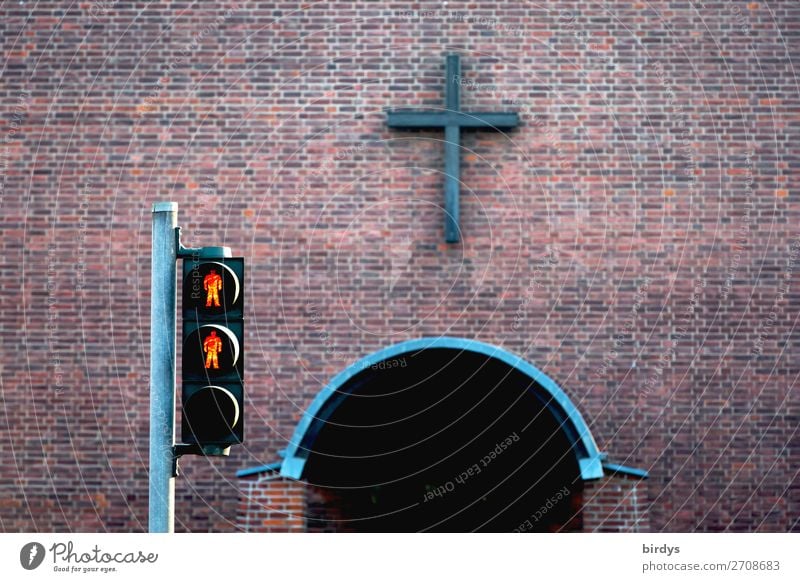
<box><xmin>387</xmin><ymin>54</ymin><xmax>520</xmax><ymax>243</ymax></box>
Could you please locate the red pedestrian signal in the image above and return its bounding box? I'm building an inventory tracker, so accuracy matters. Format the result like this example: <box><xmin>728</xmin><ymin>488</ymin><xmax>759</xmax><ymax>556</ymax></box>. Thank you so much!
<box><xmin>181</xmin><ymin>257</ymin><xmax>244</xmax><ymax>448</ymax></box>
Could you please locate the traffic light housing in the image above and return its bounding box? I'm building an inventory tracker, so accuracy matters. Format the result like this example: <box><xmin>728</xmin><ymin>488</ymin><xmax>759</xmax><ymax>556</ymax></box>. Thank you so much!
<box><xmin>181</xmin><ymin>257</ymin><xmax>244</xmax><ymax>449</ymax></box>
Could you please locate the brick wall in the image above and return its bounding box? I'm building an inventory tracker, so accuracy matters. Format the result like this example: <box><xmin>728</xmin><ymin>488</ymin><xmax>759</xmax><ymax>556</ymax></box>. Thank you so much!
<box><xmin>1</xmin><ymin>1</ymin><xmax>798</xmax><ymax>532</ymax></box>
<box><xmin>237</xmin><ymin>472</ymin><xmax>305</xmax><ymax>533</ymax></box>
<box><xmin>583</xmin><ymin>475</ymin><xmax>650</xmax><ymax>532</ymax></box>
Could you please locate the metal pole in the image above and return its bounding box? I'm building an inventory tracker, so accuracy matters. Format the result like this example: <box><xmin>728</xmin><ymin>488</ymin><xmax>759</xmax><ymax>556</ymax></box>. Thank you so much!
<box><xmin>149</xmin><ymin>202</ymin><xmax>178</xmax><ymax>533</ymax></box>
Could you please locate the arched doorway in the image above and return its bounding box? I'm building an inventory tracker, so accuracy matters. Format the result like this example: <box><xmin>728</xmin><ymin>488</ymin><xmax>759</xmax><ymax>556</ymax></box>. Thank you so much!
<box><xmin>278</xmin><ymin>338</ymin><xmax>606</xmax><ymax>532</ymax></box>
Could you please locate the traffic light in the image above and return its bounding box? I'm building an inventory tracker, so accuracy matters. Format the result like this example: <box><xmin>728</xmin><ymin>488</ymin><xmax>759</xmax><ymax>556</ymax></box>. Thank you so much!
<box><xmin>181</xmin><ymin>257</ymin><xmax>244</xmax><ymax>450</ymax></box>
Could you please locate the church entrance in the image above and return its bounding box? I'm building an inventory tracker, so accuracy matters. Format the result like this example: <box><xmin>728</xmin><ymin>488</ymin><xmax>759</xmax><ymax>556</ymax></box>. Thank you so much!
<box><xmin>278</xmin><ymin>338</ymin><xmax>607</xmax><ymax>532</ymax></box>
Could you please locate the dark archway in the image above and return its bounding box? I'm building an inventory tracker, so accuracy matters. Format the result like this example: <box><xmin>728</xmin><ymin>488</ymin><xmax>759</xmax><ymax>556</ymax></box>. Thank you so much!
<box><xmin>281</xmin><ymin>338</ymin><xmax>605</xmax><ymax>532</ymax></box>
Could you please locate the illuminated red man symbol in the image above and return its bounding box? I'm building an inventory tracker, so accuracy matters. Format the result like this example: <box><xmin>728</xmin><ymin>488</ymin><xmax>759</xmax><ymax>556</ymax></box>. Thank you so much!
<box><xmin>203</xmin><ymin>330</ymin><xmax>223</xmax><ymax>370</ymax></box>
<box><xmin>204</xmin><ymin>268</ymin><xmax>222</xmax><ymax>307</ymax></box>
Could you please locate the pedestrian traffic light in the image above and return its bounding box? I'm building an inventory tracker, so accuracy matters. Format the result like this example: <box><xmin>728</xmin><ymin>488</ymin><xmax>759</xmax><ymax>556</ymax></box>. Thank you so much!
<box><xmin>181</xmin><ymin>257</ymin><xmax>244</xmax><ymax>450</ymax></box>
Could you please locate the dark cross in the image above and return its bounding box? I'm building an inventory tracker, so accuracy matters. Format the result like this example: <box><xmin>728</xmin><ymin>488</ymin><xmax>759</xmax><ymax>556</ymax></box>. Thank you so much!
<box><xmin>387</xmin><ymin>54</ymin><xmax>519</xmax><ymax>243</ymax></box>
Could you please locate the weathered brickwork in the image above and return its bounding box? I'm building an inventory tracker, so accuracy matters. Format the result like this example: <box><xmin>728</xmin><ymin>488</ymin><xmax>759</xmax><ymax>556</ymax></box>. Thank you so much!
<box><xmin>238</xmin><ymin>472</ymin><xmax>305</xmax><ymax>533</ymax></box>
<box><xmin>1</xmin><ymin>2</ymin><xmax>798</xmax><ymax>531</ymax></box>
<box><xmin>583</xmin><ymin>475</ymin><xmax>650</xmax><ymax>532</ymax></box>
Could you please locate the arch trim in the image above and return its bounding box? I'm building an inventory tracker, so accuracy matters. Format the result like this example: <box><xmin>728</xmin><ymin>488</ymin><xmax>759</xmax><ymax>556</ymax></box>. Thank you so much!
<box><xmin>280</xmin><ymin>337</ymin><xmax>605</xmax><ymax>481</ymax></box>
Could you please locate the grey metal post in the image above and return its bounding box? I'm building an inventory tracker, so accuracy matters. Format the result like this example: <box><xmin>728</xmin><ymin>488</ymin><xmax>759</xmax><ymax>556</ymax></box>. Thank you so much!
<box><xmin>149</xmin><ymin>202</ymin><xmax>178</xmax><ymax>533</ymax></box>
